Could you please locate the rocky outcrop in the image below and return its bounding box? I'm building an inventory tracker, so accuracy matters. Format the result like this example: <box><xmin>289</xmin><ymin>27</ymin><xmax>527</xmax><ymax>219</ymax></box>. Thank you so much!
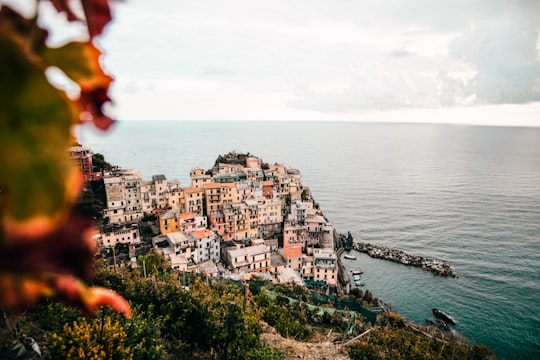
<box><xmin>353</xmin><ymin>242</ymin><xmax>456</xmax><ymax>277</ymax></box>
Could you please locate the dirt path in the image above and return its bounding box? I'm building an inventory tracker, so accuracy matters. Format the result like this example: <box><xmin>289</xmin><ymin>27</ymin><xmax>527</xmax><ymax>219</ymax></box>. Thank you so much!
<box><xmin>260</xmin><ymin>323</ymin><xmax>351</xmax><ymax>360</ymax></box>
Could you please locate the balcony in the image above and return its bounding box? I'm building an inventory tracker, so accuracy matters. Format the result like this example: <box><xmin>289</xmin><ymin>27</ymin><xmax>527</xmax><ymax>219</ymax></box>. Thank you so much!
<box><xmin>315</xmin><ymin>263</ymin><xmax>336</xmax><ymax>270</ymax></box>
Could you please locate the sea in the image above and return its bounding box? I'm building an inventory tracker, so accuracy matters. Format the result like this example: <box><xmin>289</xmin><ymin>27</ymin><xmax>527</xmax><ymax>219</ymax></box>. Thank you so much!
<box><xmin>78</xmin><ymin>120</ymin><xmax>540</xmax><ymax>359</ymax></box>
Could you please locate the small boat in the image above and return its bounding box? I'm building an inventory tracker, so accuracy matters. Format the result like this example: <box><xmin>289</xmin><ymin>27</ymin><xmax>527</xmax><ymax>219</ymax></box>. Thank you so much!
<box><xmin>352</xmin><ymin>274</ymin><xmax>362</xmax><ymax>281</ymax></box>
<box><xmin>344</xmin><ymin>254</ymin><xmax>357</xmax><ymax>260</ymax></box>
<box><xmin>432</xmin><ymin>308</ymin><xmax>456</xmax><ymax>325</ymax></box>
<box><xmin>351</xmin><ymin>268</ymin><xmax>364</xmax><ymax>275</ymax></box>
<box><xmin>355</xmin><ymin>281</ymin><xmax>365</xmax><ymax>287</ymax></box>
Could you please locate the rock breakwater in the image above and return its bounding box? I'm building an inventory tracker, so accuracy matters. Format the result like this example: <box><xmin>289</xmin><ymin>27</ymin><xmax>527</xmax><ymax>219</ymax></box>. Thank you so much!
<box><xmin>352</xmin><ymin>242</ymin><xmax>456</xmax><ymax>277</ymax></box>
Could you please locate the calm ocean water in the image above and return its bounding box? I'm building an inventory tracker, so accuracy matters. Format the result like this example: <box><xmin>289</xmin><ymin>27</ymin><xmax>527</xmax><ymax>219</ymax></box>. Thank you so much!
<box><xmin>79</xmin><ymin>121</ymin><xmax>540</xmax><ymax>359</ymax></box>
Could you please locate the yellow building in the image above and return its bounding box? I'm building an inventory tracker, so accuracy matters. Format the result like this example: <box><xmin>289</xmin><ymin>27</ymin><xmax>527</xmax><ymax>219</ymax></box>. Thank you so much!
<box><xmin>159</xmin><ymin>209</ymin><xmax>179</xmax><ymax>235</ymax></box>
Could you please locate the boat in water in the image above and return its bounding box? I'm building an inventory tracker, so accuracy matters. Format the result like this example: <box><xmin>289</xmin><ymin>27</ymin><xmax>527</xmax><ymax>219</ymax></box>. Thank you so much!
<box><xmin>432</xmin><ymin>308</ymin><xmax>456</xmax><ymax>325</ymax></box>
<box><xmin>344</xmin><ymin>254</ymin><xmax>357</xmax><ymax>260</ymax></box>
<box><xmin>351</xmin><ymin>268</ymin><xmax>364</xmax><ymax>275</ymax></box>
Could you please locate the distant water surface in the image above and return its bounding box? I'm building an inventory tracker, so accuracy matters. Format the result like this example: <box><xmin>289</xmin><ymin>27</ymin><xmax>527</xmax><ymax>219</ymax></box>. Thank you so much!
<box><xmin>80</xmin><ymin>121</ymin><xmax>540</xmax><ymax>359</ymax></box>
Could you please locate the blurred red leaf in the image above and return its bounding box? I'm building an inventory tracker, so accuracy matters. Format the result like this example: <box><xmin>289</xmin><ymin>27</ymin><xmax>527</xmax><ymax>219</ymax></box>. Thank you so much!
<box><xmin>43</xmin><ymin>40</ymin><xmax>115</xmax><ymax>130</ymax></box>
<box><xmin>79</xmin><ymin>85</ymin><xmax>114</xmax><ymax>130</ymax></box>
<box><xmin>50</xmin><ymin>0</ymin><xmax>80</xmax><ymax>22</ymax></box>
<box><xmin>81</xmin><ymin>0</ymin><xmax>112</xmax><ymax>38</ymax></box>
<box><xmin>48</xmin><ymin>0</ymin><xmax>112</xmax><ymax>39</ymax></box>
<box><xmin>0</xmin><ymin>1</ymin><xmax>126</xmax><ymax>317</ymax></box>
<box><xmin>1</xmin><ymin>210</ymin><xmax>97</xmax><ymax>280</ymax></box>
<box><xmin>53</xmin><ymin>275</ymin><xmax>132</xmax><ymax>317</ymax></box>
<box><xmin>0</xmin><ymin>274</ymin><xmax>132</xmax><ymax>318</ymax></box>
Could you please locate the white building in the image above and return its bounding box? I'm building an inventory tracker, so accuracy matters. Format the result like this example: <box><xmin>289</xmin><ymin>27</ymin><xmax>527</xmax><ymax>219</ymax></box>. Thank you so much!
<box><xmin>257</xmin><ymin>197</ymin><xmax>282</xmax><ymax>239</ymax></box>
<box><xmin>100</xmin><ymin>224</ymin><xmax>141</xmax><ymax>247</ymax></box>
<box><xmin>103</xmin><ymin>170</ymin><xmax>143</xmax><ymax>224</ymax></box>
<box><xmin>166</xmin><ymin>231</ymin><xmax>194</xmax><ymax>261</ymax></box>
<box><xmin>191</xmin><ymin>228</ymin><xmax>219</xmax><ymax>264</ymax></box>
<box><xmin>225</xmin><ymin>244</ymin><xmax>271</xmax><ymax>273</ymax></box>
<box><xmin>152</xmin><ymin>175</ymin><xmax>169</xmax><ymax>209</ymax></box>
<box><xmin>290</xmin><ymin>200</ymin><xmax>311</xmax><ymax>225</ymax></box>
<box><xmin>276</xmin><ymin>266</ymin><xmax>305</xmax><ymax>286</ymax></box>
<box><xmin>140</xmin><ymin>174</ymin><xmax>171</xmax><ymax>213</ymax></box>
<box><xmin>313</xmin><ymin>248</ymin><xmax>338</xmax><ymax>286</ymax></box>
<box><xmin>178</xmin><ymin>212</ymin><xmax>207</xmax><ymax>234</ymax></box>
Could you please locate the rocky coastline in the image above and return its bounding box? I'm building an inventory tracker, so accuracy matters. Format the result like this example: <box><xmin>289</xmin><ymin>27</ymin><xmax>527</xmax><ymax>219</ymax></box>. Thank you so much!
<box><xmin>350</xmin><ymin>241</ymin><xmax>456</xmax><ymax>277</ymax></box>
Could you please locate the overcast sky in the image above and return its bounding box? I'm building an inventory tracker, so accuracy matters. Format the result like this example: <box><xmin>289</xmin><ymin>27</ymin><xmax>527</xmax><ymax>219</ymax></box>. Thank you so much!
<box><xmin>5</xmin><ymin>0</ymin><xmax>540</xmax><ymax>125</ymax></box>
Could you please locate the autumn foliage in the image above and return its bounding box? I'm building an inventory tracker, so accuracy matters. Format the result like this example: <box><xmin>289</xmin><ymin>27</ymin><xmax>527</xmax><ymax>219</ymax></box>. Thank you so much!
<box><xmin>0</xmin><ymin>0</ymin><xmax>129</xmax><ymax>317</ymax></box>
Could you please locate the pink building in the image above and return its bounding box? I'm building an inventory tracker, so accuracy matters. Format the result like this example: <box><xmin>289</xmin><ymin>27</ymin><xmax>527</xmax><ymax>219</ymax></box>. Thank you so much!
<box><xmin>68</xmin><ymin>146</ymin><xmax>102</xmax><ymax>181</ymax></box>
<box><xmin>283</xmin><ymin>221</ymin><xmax>308</xmax><ymax>249</ymax></box>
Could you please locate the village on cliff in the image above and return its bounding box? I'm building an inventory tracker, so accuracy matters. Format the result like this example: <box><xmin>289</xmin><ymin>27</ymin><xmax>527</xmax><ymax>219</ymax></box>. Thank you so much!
<box><xmin>71</xmin><ymin>146</ymin><xmax>348</xmax><ymax>292</ymax></box>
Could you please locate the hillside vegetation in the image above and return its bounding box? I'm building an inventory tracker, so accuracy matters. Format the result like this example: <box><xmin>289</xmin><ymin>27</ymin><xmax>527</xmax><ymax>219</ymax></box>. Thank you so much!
<box><xmin>1</xmin><ymin>258</ymin><xmax>496</xmax><ymax>360</ymax></box>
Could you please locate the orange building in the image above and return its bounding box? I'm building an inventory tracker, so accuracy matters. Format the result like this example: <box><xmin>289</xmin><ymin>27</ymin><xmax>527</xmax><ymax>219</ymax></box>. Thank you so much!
<box><xmin>183</xmin><ymin>187</ymin><xmax>204</xmax><ymax>215</ymax></box>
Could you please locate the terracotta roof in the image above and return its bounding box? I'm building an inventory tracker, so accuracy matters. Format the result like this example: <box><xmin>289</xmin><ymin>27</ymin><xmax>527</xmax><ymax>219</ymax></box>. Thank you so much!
<box><xmin>184</xmin><ymin>187</ymin><xmax>203</xmax><ymax>193</ymax></box>
<box><xmin>177</xmin><ymin>212</ymin><xmax>196</xmax><ymax>221</ymax></box>
<box><xmin>282</xmin><ymin>247</ymin><xmax>304</xmax><ymax>259</ymax></box>
<box><xmin>203</xmin><ymin>182</ymin><xmax>222</xmax><ymax>189</ymax></box>
<box><xmin>193</xmin><ymin>228</ymin><xmax>215</xmax><ymax>240</ymax></box>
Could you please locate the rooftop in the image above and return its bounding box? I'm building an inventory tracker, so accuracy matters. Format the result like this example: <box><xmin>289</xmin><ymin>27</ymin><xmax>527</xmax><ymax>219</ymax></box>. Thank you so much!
<box><xmin>178</xmin><ymin>212</ymin><xmax>197</xmax><ymax>221</ymax></box>
<box><xmin>314</xmin><ymin>249</ymin><xmax>337</xmax><ymax>261</ymax></box>
<box><xmin>184</xmin><ymin>187</ymin><xmax>203</xmax><ymax>194</ymax></box>
<box><xmin>193</xmin><ymin>228</ymin><xmax>215</xmax><ymax>240</ymax></box>
<box><xmin>166</xmin><ymin>231</ymin><xmax>189</xmax><ymax>245</ymax></box>
<box><xmin>282</xmin><ymin>247</ymin><xmax>304</xmax><ymax>259</ymax></box>
<box><xmin>160</xmin><ymin>209</ymin><xmax>179</xmax><ymax>220</ymax></box>
<box><xmin>227</xmin><ymin>244</ymin><xmax>270</xmax><ymax>258</ymax></box>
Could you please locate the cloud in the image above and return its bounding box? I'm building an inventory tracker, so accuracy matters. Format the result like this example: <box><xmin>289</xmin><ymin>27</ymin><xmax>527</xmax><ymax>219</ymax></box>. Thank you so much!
<box><xmin>287</xmin><ymin>0</ymin><xmax>540</xmax><ymax>112</ymax></box>
<box><xmin>386</xmin><ymin>48</ymin><xmax>416</xmax><ymax>58</ymax></box>
<box><xmin>448</xmin><ymin>17</ymin><xmax>540</xmax><ymax>105</ymax></box>
<box><xmin>18</xmin><ymin>0</ymin><xmax>540</xmax><ymax>121</ymax></box>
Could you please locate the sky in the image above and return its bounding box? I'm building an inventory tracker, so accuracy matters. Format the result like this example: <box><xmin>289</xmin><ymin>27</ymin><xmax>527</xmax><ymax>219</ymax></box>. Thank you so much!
<box><xmin>4</xmin><ymin>0</ymin><xmax>540</xmax><ymax>126</ymax></box>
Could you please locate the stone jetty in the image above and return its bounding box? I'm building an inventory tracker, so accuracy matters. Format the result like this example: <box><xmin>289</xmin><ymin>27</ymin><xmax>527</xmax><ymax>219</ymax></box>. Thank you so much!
<box><xmin>352</xmin><ymin>242</ymin><xmax>456</xmax><ymax>277</ymax></box>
